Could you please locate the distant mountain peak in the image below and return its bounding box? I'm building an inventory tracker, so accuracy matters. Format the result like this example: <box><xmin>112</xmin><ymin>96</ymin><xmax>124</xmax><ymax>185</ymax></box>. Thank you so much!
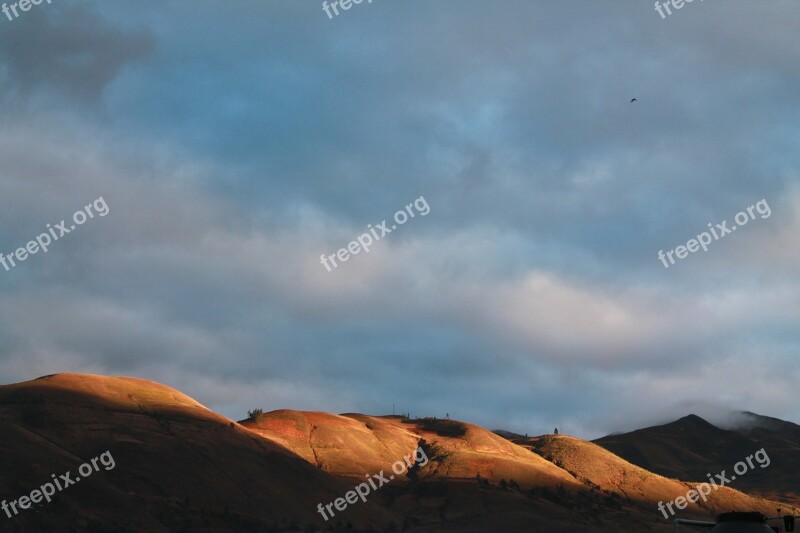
<box><xmin>674</xmin><ymin>413</ymin><xmax>718</xmax><ymax>428</ymax></box>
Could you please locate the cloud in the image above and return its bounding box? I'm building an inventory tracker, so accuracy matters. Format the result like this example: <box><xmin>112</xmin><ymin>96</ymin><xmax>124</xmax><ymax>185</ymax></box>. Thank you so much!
<box><xmin>0</xmin><ymin>0</ymin><xmax>798</xmax><ymax>439</ymax></box>
<box><xmin>0</xmin><ymin>1</ymin><xmax>153</xmax><ymax>109</ymax></box>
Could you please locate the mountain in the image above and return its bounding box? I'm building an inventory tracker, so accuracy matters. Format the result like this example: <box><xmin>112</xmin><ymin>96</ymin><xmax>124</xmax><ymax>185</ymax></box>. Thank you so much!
<box><xmin>0</xmin><ymin>373</ymin><xmax>794</xmax><ymax>531</ymax></box>
<box><xmin>240</xmin><ymin>411</ymin><xmax>581</xmax><ymax>489</ymax></box>
<box><xmin>0</xmin><ymin>374</ymin><xmax>398</xmax><ymax>531</ymax></box>
<box><xmin>594</xmin><ymin>413</ymin><xmax>800</xmax><ymax>504</ymax></box>
<box><xmin>517</xmin><ymin>434</ymin><xmax>776</xmax><ymax>518</ymax></box>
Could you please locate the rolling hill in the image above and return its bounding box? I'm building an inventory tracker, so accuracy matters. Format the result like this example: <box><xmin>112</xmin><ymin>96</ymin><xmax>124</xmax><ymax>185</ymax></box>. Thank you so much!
<box><xmin>594</xmin><ymin>413</ymin><xmax>800</xmax><ymax>504</ymax></box>
<box><xmin>0</xmin><ymin>373</ymin><xmax>795</xmax><ymax>531</ymax></box>
<box><xmin>0</xmin><ymin>374</ymin><xmax>399</xmax><ymax>531</ymax></box>
<box><xmin>518</xmin><ymin>434</ymin><xmax>777</xmax><ymax>518</ymax></box>
<box><xmin>240</xmin><ymin>412</ymin><xmax>582</xmax><ymax>489</ymax></box>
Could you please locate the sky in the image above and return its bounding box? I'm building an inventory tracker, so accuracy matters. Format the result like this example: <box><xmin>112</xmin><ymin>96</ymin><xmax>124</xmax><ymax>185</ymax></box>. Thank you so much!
<box><xmin>0</xmin><ymin>0</ymin><xmax>798</xmax><ymax>439</ymax></box>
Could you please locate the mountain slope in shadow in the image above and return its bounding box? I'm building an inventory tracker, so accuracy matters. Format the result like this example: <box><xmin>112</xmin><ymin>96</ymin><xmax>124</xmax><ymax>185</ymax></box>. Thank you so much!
<box><xmin>594</xmin><ymin>413</ymin><xmax>800</xmax><ymax>504</ymax></box>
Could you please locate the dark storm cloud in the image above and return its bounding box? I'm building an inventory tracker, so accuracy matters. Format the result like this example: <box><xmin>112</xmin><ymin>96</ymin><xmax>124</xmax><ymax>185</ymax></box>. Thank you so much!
<box><xmin>0</xmin><ymin>1</ymin><xmax>153</xmax><ymax>106</ymax></box>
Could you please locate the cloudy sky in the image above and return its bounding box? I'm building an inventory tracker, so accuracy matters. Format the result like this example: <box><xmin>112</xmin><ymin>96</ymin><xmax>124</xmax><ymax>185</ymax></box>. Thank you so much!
<box><xmin>0</xmin><ymin>0</ymin><xmax>798</xmax><ymax>439</ymax></box>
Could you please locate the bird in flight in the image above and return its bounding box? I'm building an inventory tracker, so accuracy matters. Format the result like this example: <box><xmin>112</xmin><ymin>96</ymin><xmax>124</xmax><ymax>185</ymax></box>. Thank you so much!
<box><xmin>630</xmin><ymin>98</ymin><xmax>637</xmax><ymax>103</ymax></box>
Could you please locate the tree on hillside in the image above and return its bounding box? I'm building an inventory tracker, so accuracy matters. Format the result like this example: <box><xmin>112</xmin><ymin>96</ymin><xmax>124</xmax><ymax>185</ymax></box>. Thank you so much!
<box><xmin>247</xmin><ymin>408</ymin><xmax>265</xmax><ymax>422</ymax></box>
